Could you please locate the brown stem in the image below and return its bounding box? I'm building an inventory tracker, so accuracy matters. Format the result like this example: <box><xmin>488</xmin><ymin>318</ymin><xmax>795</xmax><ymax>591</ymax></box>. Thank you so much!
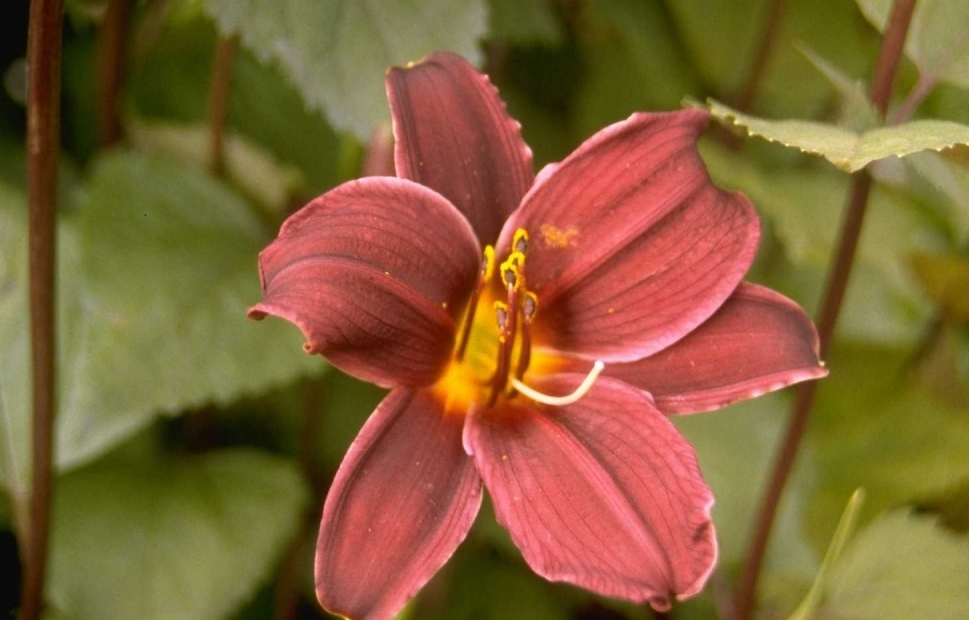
<box><xmin>734</xmin><ymin>0</ymin><xmax>789</xmax><ymax>113</ymax></box>
<box><xmin>208</xmin><ymin>35</ymin><xmax>238</xmax><ymax>176</ymax></box>
<box><xmin>271</xmin><ymin>375</ymin><xmax>326</xmax><ymax>620</ymax></box>
<box><xmin>96</xmin><ymin>0</ymin><xmax>129</xmax><ymax>147</ymax></box>
<box><xmin>733</xmin><ymin>2</ymin><xmax>917</xmax><ymax>619</ymax></box>
<box><xmin>23</xmin><ymin>0</ymin><xmax>64</xmax><ymax>618</ymax></box>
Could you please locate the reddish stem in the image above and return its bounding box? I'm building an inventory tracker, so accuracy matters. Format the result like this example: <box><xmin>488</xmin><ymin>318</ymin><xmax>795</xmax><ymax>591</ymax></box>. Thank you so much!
<box><xmin>96</xmin><ymin>0</ymin><xmax>129</xmax><ymax>147</ymax></box>
<box><xmin>733</xmin><ymin>2</ymin><xmax>917</xmax><ymax>619</ymax></box>
<box><xmin>734</xmin><ymin>0</ymin><xmax>789</xmax><ymax>113</ymax></box>
<box><xmin>23</xmin><ymin>0</ymin><xmax>64</xmax><ymax>618</ymax></box>
<box><xmin>208</xmin><ymin>35</ymin><xmax>238</xmax><ymax>176</ymax></box>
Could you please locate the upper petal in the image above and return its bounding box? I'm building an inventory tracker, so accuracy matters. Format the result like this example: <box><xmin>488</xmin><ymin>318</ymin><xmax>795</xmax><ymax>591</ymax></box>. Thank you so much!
<box><xmin>249</xmin><ymin>177</ymin><xmax>480</xmax><ymax>387</ymax></box>
<box><xmin>603</xmin><ymin>282</ymin><xmax>828</xmax><ymax>414</ymax></box>
<box><xmin>387</xmin><ymin>51</ymin><xmax>534</xmax><ymax>246</ymax></box>
<box><xmin>317</xmin><ymin>388</ymin><xmax>482</xmax><ymax>620</ymax></box>
<box><xmin>499</xmin><ymin>110</ymin><xmax>759</xmax><ymax>362</ymax></box>
<box><xmin>464</xmin><ymin>375</ymin><xmax>717</xmax><ymax>610</ymax></box>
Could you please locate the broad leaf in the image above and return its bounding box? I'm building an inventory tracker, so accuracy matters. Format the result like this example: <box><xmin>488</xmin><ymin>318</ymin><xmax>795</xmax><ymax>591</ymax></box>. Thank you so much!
<box><xmin>674</xmin><ymin>393</ymin><xmax>818</xmax><ymax>580</ymax></box>
<box><xmin>572</xmin><ymin>0</ymin><xmax>700</xmax><ymax>136</ymax></box>
<box><xmin>488</xmin><ymin>0</ymin><xmax>563</xmax><ymax>46</ymax></box>
<box><xmin>856</xmin><ymin>0</ymin><xmax>969</xmax><ymax>88</ymax></box>
<box><xmin>709</xmin><ymin>99</ymin><xmax>969</xmax><ymax>172</ymax></box>
<box><xmin>808</xmin><ymin>345</ymin><xmax>969</xmax><ymax>543</ymax></box>
<box><xmin>47</xmin><ymin>449</ymin><xmax>309</xmax><ymax>620</ymax></box>
<box><xmin>665</xmin><ymin>0</ymin><xmax>878</xmax><ymax>118</ymax></box>
<box><xmin>796</xmin><ymin>45</ymin><xmax>878</xmax><ymax>131</ymax></box>
<box><xmin>824</xmin><ymin>511</ymin><xmax>969</xmax><ymax>620</ymax></box>
<box><xmin>0</xmin><ymin>153</ymin><xmax>322</xmax><ymax>480</ymax></box>
<box><xmin>205</xmin><ymin>0</ymin><xmax>487</xmax><ymax>140</ymax></box>
<box><xmin>700</xmin><ymin>141</ymin><xmax>940</xmax><ymax>345</ymax></box>
<box><xmin>911</xmin><ymin>253</ymin><xmax>969</xmax><ymax>322</ymax></box>
<box><xmin>788</xmin><ymin>490</ymin><xmax>865</xmax><ymax>620</ymax></box>
<box><xmin>127</xmin><ymin>17</ymin><xmax>350</xmax><ymax>194</ymax></box>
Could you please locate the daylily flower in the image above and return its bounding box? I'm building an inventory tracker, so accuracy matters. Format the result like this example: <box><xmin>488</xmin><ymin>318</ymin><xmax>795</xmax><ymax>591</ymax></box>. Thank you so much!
<box><xmin>249</xmin><ymin>52</ymin><xmax>826</xmax><ymax>620</ymax></box>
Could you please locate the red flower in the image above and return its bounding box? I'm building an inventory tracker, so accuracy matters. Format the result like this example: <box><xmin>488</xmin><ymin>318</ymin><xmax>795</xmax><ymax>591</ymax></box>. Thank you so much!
<box><xmin>249</xmin><ymin>52</ymin><xmax>826</xmax><ymax>620</ymax></box>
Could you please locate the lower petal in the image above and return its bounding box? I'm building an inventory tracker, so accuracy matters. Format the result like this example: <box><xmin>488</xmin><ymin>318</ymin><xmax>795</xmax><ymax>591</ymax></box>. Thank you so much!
<box><xmin>317</xmin><ymin>388</ymin><xmax>482</xmax><ymax>620</ymax></box>
<box><xmin>605</xmin><ymin>282</ymin><xmax>828</xmax><ymax>414</ymax></box>
<box><xmin>465</xmin><ymin>375</ymin><xmax>716</xmax><ymax>610</ymax></box>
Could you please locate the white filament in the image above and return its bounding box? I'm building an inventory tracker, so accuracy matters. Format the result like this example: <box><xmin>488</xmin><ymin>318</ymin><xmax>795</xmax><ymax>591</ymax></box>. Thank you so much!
<box><xmin>511</xmin><ymin>360</ymin><xmax>605</xmax><ymax>407</ymax></box>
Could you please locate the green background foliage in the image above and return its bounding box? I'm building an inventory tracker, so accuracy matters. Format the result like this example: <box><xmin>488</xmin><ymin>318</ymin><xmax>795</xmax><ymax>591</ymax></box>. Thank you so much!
<box><xmin>2</xmin><ymin>0</ymin><xmax>969</xmax><ymax>618</ymax></box>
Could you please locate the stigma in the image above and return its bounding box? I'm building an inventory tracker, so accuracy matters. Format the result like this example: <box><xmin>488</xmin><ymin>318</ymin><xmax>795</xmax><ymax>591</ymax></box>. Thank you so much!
<box><xmin>442</xmin><ymin>228</ymin><xmax>604</xmax><ymax>412</ymax></box>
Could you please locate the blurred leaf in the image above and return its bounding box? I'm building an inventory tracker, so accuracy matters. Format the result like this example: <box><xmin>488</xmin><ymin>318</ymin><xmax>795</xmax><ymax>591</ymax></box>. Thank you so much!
<box><xmin>824</xmin><ymin>511</ymin><xmax>969</xmax><ymax>620</ymax></box>
<box><xmin>205</xmin><ymin>0</ymin><xmax>487</xmax><ymax>140</ymax></box>
<box><xmin>856</xmin><ymin>0</ymin><xmax>969</xmax><ymax>88</ymax></box>
<box><xmin>47</xmin><ymin>448</ymin><xmax>309</xmax><ymax>620</ymax></box>
<box><xmin>0</xmin><ymin>153</ymin><xmax>322</xmax><ymax>479</ymax></box>
<box><xmin>128</xmin><ymin>117</ymin><xmax>304</xmax><ymax>215</ymax></box>
<box><xmin>911</xmin><ymin>252</ymin><xmax>969</xmax><ymax>321</ymax></box>
<box><xmin>701</xmin><ymin>141</ymin><xmax>940</xmax><ymax>345</ymax></box>
<box><xmin>709</xmin><ymin>99</ymin><xmax>969</xmax><ymax>172</ymax></box>
<box><xmin>796</xmin><ymin>45</ymin><xmax>878</xmax><ymax>131</ymax></box>
<box><xmin>900</xmin><ymin>151</ymin><xmax>969</xmax><ymax>242</ymax></box>
<box><xmin>665</xmin><ymin>0</ymin><xmax>877</xmax><ymax>118</ymax></box>
<box><xmin>674</xmin><ymin>393</ymin><xmax>819</xmax><ymax>580</ymax></box>
<box><xmin>572</xmin><ymin>0</ymin><xmax>700</xmax><ymax>136</ymax></box>
<box><xmin>127</xmin><ymin>18</ymin><xmax>350</xmax><ymax>195</ymax></box>
<box><xmin>421</xmin><ymin>539</ymin><xmax>576</xmax><ymax>620</ymax></box>
<box><xmin>788</xmin><ymin>489</ymin><xmax>864</xmax><ymax>620</ymax></box>
<box><xmin>488</xmin><ymin>0</ymin><xmax>563</xmax><ymax>46</ymax></box>
<box><xmin>808</xmin><ymin>344</ymin><xmax>969</xmax><ymax>543</ymax></box>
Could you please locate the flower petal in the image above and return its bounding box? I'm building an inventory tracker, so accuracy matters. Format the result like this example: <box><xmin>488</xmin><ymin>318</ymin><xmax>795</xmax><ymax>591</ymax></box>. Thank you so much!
<box><xmin>603</xmin><ymin>282</ymin><xmax>828</xmax><ymax>414</ymax></box>
<box><xmin>500</xmin><ymin>110</ymin><xmax>759</xmax><ymax>362</ymax></box>
<box><xmin>387</xmin><ymin>51</ymin><xmax>534</xmax><ymax>246</ymax></box>
<box><xmin>249</xmin><ymin>177</ymin><xmax>480</xmax><ymax>387</ymax></box>
<box><xmin>317</xmin><ymin>388</ymin><xmax>482</xmax><ymax>620</ymax></box>
<box><xmin>465</xmin><ymin>375</ymin><xmax>717</xmax><ymax>610</ymax></box>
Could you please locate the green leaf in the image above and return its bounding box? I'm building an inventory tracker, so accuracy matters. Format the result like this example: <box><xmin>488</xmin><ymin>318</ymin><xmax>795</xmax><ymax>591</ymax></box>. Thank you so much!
<box><xmin>47</xmin><ymin>449</ymin><xmax>309</xmax><ymax>620</ymax></box>
<box><xmin>824</xmin><ymin>511</ymin><xmax>969</xmax><ymax>620</ymax></box>
<box><xmin>0</xmin><ymin>153</ymin><xmax>322</xmax><ymax>479</ymax></box>
<box><xmin>808</xmin><ymin>344</ymin><xmax>969</xmax><ymax>543</ymax></box>
<box><xmin>127</xmin><ymin>17</ymin><xmax>351</xmax><ymax>195</ymax></box>
<box><xmin>488</xmin><ymin>0</ymin><xmax>563</xmax><ymax>46</ymax></box>
<box><xmin>666</xmin><ymin>0</ymin><xmax>878</xmax><ymax>118</ymax></box>
<box><xmin>856</xmin><ymin>0</ymin><xmax>969</xmax><ymax>88</ymax></box>
<box><xmin>204</xmin><ymin>0</ymin><xmax>488</xmax><ymax>140</ymax></box>
<box><xmin>674</xmin><ymin>394</ymin><xmax>819</xmax><ymax>580</ymax></box>
<box><xmin>911</xmin><ymin>253</ymin><xmax>969</xmax><ymax>322</ymax></box>
<box><xmin>127</xmin><ymin>117</ymin><xmax>304</xmax><ymax>215</ymax></box>
<box><xmin>788</xmin><ymin>489</ymin><xmax>865</xmax><ymax>620</ymax></box>
<box><xmin>708</xmin><ymin>99</ymin><xmax>969</xmax><ymax>172</ymax></box>
<box><xmin>796</xmin><ymin>45</ymin><xmax>879</xmax><ymax>132</ymax></box>
<box><xmin>700</xmin><ymin>141</ymin><xmax>940</xmax><ymax>345</ymax></box>
<box><xmin>571</xmin><ymin>0</ymin><xmax>701</xmax><ymax>136</ymax></box>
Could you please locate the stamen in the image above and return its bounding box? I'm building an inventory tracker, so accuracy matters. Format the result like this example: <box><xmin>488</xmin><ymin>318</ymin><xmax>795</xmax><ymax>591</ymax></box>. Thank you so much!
<box><xmin>511</xmin><ymin>361</ymin><xmax>605</xmax><ymax>407</ymax></box>
<box><xmin>454</xmin><ymin>245</ymin><xmax>496</xmax><ymax>362</ymax></box>
<box><xmin>513</xmin><ymin>228</ymin><xmax>529</xmax><ymax>254</ymax></box>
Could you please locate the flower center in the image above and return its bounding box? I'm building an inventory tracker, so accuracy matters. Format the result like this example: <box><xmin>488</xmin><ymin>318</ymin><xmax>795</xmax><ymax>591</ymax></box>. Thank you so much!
<box><xmin>433</xmin><ymin>228</ymin><xmax>603</xmax><ymax>413</ymax></box>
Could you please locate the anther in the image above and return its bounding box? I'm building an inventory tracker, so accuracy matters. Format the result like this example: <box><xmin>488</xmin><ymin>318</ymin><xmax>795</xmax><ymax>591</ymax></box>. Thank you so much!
<box><xmin>522</xmin><ymin>292</ymin><xmax>538</xmax><ymax>323</ymax></box>
<box><xmin>511</xmin><ymin>361</ymin><xmax>605</xmax><ymax>407</ymax></box>
<box><xmin>494</xmin><ymin>301</ymin><xmax>509</xmax><ymax>332</ymax></box>
<box><xmin>513</xmin><ymin>228</ymin><xmax>529</xmax><ymax>254</ymax></box>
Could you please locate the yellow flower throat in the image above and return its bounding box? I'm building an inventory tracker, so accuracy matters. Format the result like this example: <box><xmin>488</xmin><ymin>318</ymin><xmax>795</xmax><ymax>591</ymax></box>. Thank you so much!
<box><xmin>433</xmin><ymin>229</ymin><xmax>603</xmax><ymax>413</ymax></box>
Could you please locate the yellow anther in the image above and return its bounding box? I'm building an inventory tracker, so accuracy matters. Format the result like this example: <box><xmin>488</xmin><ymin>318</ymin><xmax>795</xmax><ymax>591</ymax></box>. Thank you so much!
<box><xmin>522</xmin><ymin>292</ymin><xmax>538</xmax><ymax>323</ymax></box>
<box><xmin>493</xmin><ymin>301</ymin><xmax>510</xmax><ymax>331</ymax></box>
<box><xmin>481</xmin><ymin>245</ymin><xmax>496</xmax><ymax>281</ymax></box>
<box><xmin>500</xmin><ymin>252</ymin><xmax>526</xmax><ymax>292</ymax></box>
<box><xmin>513</xmin><ymin>228</ymin><xmax>529</xmax><ymax>254</ymax></box>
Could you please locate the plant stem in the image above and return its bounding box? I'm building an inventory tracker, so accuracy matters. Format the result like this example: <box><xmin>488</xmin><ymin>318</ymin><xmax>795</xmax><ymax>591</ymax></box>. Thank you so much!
<box><xmin>96</xmin><ymin>0</ymin><xmax>129</xmax><ymax>147</ymax></box>
<box><xmin>208</xmin><ymin>34</ymin><xmax>237</xmax><ymax>176</ymax></box>
<box><xmin>733</xmin><ymin>2</ymin><xmax>917</xmax><ymax>619</ymax></box>
<box><xmin>734</xmin><ymin>0</ymin><xmax>789</xmax><ymax>113</ymax></box>
<box><xmin>23</xmin><ymin>0</ymin><xmax>64</xmax><ymax>618</ymax></box>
